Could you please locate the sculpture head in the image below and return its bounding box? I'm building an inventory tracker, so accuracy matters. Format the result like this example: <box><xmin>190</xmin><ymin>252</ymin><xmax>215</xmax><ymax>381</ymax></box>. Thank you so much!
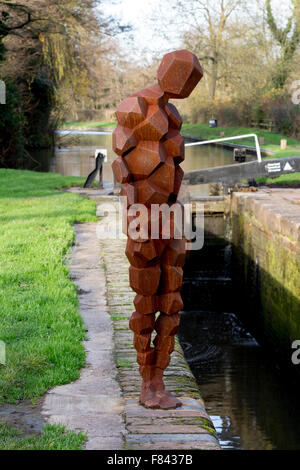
<box><xmin>157</xmin><ymin>49</ymin><xmax>203</xmax><ymax>99</ymax></box>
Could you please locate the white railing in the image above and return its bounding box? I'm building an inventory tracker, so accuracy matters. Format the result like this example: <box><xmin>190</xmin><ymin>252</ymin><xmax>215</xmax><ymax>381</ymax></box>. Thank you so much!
<box><xmin>184</xmin><ymin>134</ymin><xmax>262</xmax><ymax>163</ymax></box>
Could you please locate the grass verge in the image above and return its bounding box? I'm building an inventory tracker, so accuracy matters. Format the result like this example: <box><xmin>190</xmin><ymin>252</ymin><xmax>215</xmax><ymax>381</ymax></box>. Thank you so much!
<box><xmin>0</xmin><ymin>170</ymin><xmax>97</xmax><ymax>403</ymax></box>
<box><xmin>0</xmin><ymin>169</ymin><xmax>97</xmax><ymax>448</ymax></box>
<box><xmin>61</xmin><ymin>120</ymin><xmax>115</xmax><ymax>130</ymax></box>
<box><xmin>0</xmin><ymin>422</ymin><xmax>86</xmax><ymax>450</ymax></box>
<box><xmin>256</xmin><ymin>172</ymin><xmax>300</xmax><ymax>186</ymax></box>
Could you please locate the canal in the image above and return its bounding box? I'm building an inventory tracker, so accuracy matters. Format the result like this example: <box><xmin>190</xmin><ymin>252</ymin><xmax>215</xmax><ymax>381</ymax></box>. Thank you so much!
<box><xmin>29</xmin><ymin>129</ymin><xmax>235</xmax><ymax>191</ymax></box>
<box><xmin>31</xmin><ymin>129</ymin><xmax>300</xmax><ymax>450</ymax></box>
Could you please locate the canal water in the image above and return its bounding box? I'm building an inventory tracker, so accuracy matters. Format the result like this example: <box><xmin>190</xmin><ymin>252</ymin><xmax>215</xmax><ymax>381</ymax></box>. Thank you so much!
<box><xmin>179</xmin><ymin>308</ymin><xmax>300</xmax><ymax>450</ymax></box>
<box><xmin>29</xmin><ymin>129</ymin><xmax>235</xmax><ymax>196</ymax></box>
<box><xmin>30</xmin><ymin>130</ymin><xmax>300</xmax><ymax>450</ymax></box>
<box><xmin>180</xmin><ymin>228</ymin><xmax>300</xmax><ymax>450</ymax></box>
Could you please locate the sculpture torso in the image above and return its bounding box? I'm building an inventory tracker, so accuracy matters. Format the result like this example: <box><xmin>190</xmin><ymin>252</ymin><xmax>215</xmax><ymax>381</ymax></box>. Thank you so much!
<box><xmin>112</xmin><ymin>83</ymin><xmax>184</xmax><ymax>209</ymax></box>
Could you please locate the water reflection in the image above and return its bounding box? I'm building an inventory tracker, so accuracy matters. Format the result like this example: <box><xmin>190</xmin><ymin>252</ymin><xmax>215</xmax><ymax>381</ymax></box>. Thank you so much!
<box><xmin>179</xmin><ymin>310</ymin><xmax>300</xmax><ymax>450</ymax></box>
<box><xmin>53</xmin><ymin>131</ymin><xmax>115</xmax><ymax>182</ymax></box>
<box><xmin>182</xmin><ymin>142</ymin><xmax>234</xmax><ymax>173</ymax></box>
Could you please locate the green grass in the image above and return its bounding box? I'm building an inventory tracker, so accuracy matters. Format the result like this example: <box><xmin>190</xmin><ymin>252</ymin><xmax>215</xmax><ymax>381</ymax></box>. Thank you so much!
<box><xmin>0</xmin><ymin>422</ymin><xmax>86</xmax><ymax>450</ymax></box>
<box><xmin>0</xmin><ymin>169</ymin><xmax>97</xmax><ymax>404</ymax></box>
<box><xmin>111</xmin><ymin>315</ymin><xmax>127</xmax><ymax>321</ymax></box>
<box><xmin>182</xmin><ymin>123</ymin><xmax>300</xmax><ymax>158</ymax></box>
<box><xmin>61</xmin><ymin>120</ymin><xmax>115</xmax><ymax>130</ymax></box>
<box><xmin>116</xmin><ymin>359</ymin><xmax>132</xmax><ymax>368</ymax></box>
<box><xmin>256</xmin><ymin>172</ymin><xmax>300</xmax><ymax>186</ymax></box>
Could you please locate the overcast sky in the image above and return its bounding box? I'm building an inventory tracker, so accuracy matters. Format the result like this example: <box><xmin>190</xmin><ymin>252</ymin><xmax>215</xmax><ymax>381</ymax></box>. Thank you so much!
<box><xmin>101</xmin><ymin>0</ymin><xmax>294</xmax><ymax>61</ymax></box>
<box><xmin>102</xmin><ymin>0</ymin><xmax>182</xmax><ymax>61</ymax></box>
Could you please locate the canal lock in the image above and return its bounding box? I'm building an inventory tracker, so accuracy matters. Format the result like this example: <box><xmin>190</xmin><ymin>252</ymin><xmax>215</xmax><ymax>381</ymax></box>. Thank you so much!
<box><xmin>178</xmin><ymin>194</ymin><xmax>300</xmax><ymax>450</ymax></box>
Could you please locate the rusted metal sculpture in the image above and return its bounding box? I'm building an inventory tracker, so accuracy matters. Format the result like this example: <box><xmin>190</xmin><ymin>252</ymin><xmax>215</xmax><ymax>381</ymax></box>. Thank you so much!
<box><xmin>112</xmin><ymin>50</ymin><xmax>203</xmax><ymax>409</ymax></box>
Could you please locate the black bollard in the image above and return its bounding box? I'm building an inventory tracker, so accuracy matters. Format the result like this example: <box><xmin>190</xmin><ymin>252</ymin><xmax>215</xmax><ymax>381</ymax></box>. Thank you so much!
<box><xmin>84</xmin><ymin>153</ymin><xmax>105</xmax><ymax>188</ymax></box>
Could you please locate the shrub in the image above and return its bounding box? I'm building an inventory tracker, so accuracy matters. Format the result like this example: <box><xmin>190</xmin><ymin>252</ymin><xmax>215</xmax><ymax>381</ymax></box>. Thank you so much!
<box><xmin>0</xmin><ymin>78</ymin><xmax>26</xmax><ymax>168</ymax></box>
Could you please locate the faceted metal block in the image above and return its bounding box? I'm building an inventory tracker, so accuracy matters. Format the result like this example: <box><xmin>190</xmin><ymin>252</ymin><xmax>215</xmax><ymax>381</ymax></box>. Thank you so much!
<box><xmin>157</xmin><ymin>49</ymin><xmax>203</xmax><ymax>99</ymax></box>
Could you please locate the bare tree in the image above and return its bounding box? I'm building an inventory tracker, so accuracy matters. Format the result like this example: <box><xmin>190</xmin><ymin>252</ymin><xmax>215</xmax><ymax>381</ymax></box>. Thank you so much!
<box><xmin>171</xmin><ymin>0</ymin><xmax>244</xmax><ymax>100</ymax></box>
<box><xmin>266</xmin><ymin>0</ymin><xmax>300</xmax><ymax>89</ymax></box>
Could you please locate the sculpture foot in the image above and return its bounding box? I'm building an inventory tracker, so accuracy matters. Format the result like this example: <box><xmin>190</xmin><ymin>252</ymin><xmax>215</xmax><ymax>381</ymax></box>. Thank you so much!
<box><xmin>140</xmin><ymin>384</ymin><xmax>182</xmax><ymax>409</ymax></box>
<box><xmin>157</xmin><ymin>390</ymin><xmax>182</xmax><ymax>409</ymax></box>
<box><xmin>140</xmin><ymin>388</ymin><xmax>161</xmax><ymax>408</ymax></box>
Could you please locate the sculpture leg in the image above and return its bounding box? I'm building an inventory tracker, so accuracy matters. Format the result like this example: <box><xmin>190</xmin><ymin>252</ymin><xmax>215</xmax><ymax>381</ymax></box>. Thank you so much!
<box><xmin>150</xmin><ymin>264</ymin><xmax>183</xmax><ymax>409</ymax></box>
<box><xmin>150</xmin><ymin>238</ymin><xmax>186</xmax><ymax>409</ymax></box>
<box><xmin>131</xmin><ymin>258</ymin><xmax>185</xmax><ymax>409</ymax></box>
<box><xmin>151</xmin><ymin>311</ymin><xmax>182</xmax><ymax>409</ymax></box>
<box><xmin>128</xmin><ymin>258</ymin><xmax>160</xmax><ymax>408</ymax></box>
<box><xmin>128</xmin><ymin>237</ymin><xmax>187</xmax><ymax>409</ymax></box>
<box><xmin>129</xmin><ymin>309</ymin><xmax>158</xmax><ymax>407</ymax></box>
<box><xmin>130</xmin><ymin>307</ymin><xmax>182</xmax><ymax>409</ymax></box>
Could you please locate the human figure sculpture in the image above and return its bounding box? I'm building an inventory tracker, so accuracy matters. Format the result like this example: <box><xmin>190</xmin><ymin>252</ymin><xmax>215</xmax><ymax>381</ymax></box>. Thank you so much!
<box><xmin>112</xmin><ymin>50</ymin><xmax>203</xmax><ymax>409</ymax></box>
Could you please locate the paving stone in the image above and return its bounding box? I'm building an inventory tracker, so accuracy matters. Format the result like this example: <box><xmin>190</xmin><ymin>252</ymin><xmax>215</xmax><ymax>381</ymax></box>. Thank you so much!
<box><xmin>45</xmin><ymin>414</ymin><xmax>125</xmax><ymax>437</ymax></box>
<box><xmin>85</xmin><ymin>437</ymin><xmax>125</xmax><ymax>450</ymax></box>
<box><xmin>84</xmin><ymin>332</ymin><xmax>114</xmax><ymax>351</ymax></box>
<box><xmin>127</xmin><ymin>424</ymin><xmax>211</xmax><ymax>434</ymax></box>
<box><xmin>126</xmin><ymin>408</ymin><xmax>211</xmax><ymax>420</ymax></box>
<box><xmin>124</xmin><ymin>398</ymin><xmax>207</xmax><ymax>415</ymax></box>
<box><xmin>85</xmin><ymin>349</ymin><xmax>116</xmax><ymax>368</ymax></box>
<box><xmin>126</xmin><ymin>433</ymin><xmax>219</xmax><ymax>445</ymax></box>
<box><xmin>126</xmin><ymin>441</ymin><xmax>220</xmax><ymax>450</ymax></box>
<box><xmin>234</xmin><ymin>189</ymin><xmax>300</xmax><ymax>243</ymax></box>
<box><xmin>45</xmin><ymin>376</ymin><xmax>121</xmax><ymax>397</ymax></box>
<box><xmin>126</xmin><ymin>415</ymin><xmax>213</xmax><ymax>426</ymax></box>
<box><xmin>43</xmin><ymin>393</ymin><xmax>124</xmax><ymax>416</ymax></box>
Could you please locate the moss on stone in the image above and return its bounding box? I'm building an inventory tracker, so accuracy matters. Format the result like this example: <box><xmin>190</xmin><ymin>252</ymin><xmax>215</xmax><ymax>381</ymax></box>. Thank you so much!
<box><xmin>232</xmin><ymin>198</ymin><xmax>300</xmax><ymax>362</ymax></box>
